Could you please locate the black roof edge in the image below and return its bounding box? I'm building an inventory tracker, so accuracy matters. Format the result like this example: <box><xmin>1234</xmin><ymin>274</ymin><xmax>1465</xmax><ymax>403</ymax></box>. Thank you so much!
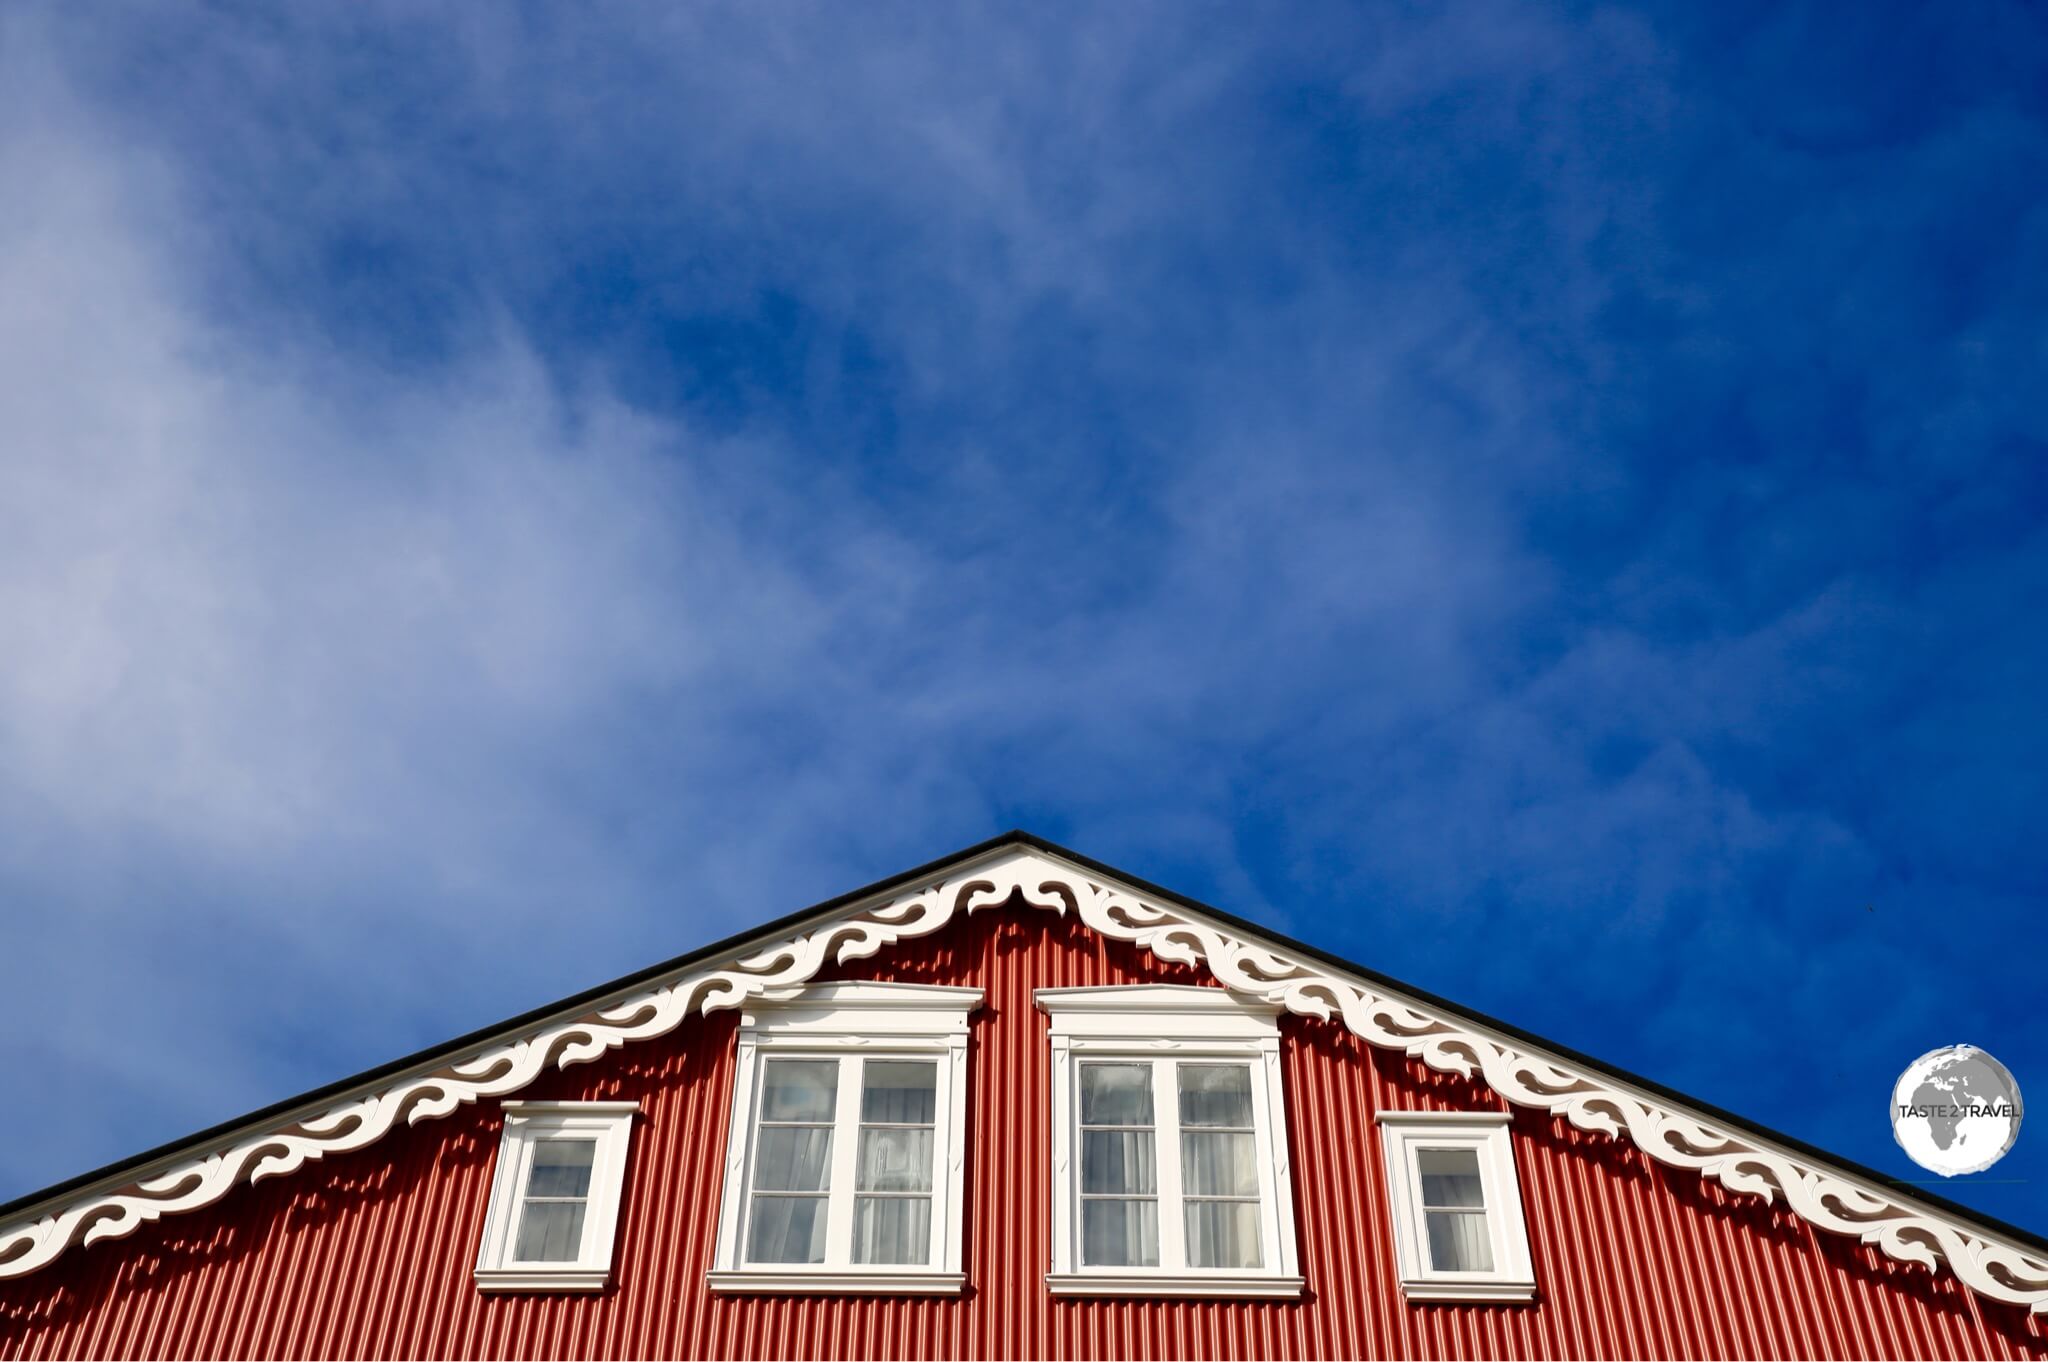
<box><xmin>4</xmin><ymin>828</ymin><xmax>2043</xmax><ymax>1260</ymax></box>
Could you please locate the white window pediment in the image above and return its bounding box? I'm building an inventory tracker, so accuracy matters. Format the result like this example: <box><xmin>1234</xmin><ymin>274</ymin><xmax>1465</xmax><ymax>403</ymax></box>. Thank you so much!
<box><xmin>1036</xmin><ymin>984</ymin><xmax>1304</xmax><ymax>1298</ymax></box>
<box><xmin>708</xmin><ymin>981</ymin><xmax>981</xmax><ymax>1295</ymax></box>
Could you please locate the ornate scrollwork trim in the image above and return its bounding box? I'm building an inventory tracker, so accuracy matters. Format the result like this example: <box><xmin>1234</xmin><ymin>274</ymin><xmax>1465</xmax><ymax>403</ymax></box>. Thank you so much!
<box><xmin>3</xmin><ymin>846</ymin><xmax>2044</xmax><ymax>1314</ymax></box>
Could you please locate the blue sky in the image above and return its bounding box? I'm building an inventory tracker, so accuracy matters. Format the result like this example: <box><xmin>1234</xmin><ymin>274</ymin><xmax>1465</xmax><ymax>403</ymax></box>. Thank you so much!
<box><xmin>2</xmin><ymin>3</ymin><xmax>2044</xmax><ymax>1234</ymax></box>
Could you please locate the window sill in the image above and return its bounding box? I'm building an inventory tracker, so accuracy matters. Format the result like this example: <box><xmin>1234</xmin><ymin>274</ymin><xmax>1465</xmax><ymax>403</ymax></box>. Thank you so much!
<box><xmin>707</xmin><ymin>1269</ymin><xmax>966</xmax><ymax>1296</ymax></box>
<box><xmin>474</xmin><ymin>1267</ymin><xmax>611</xmax><ymax>1293</ymax></box>
<box><xmin>1398</xmin><ymin>1277</ymin><xmax>1538</xmax><ymax>1303</ymax></box>
<box><xmin>1045</xmin><ymin>1271</ymin><xmax>1306</xmax><ymax>1299</ymax></box>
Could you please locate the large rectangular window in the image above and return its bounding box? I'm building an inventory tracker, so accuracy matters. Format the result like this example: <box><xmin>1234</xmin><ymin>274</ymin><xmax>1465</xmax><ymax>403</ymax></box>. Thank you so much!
<box><xmin>743</xmin><ymin>1056</ymin><xmax>942</xmax><ymax>1267</ymax></box>
<box><xmin>1074</xmin><ymin>1059</ymin><xmax>1270</xmax><ymax>1272</ymax></box>
<box><xmin>710</xmin><ymin>982</ymin><xmax>980</xmax><ymax>1295</ymax></box>
<box><xmin>1039</xmin><ymin>986</ymin><xmax>1303</xmax><ymax>1297</ymax></box>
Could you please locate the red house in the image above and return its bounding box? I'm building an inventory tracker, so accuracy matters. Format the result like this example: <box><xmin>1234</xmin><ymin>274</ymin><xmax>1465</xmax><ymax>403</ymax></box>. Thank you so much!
<box><xmin>3</xmin><ymin>833</ymin><xmax>2045</xmax><ymax>1359</ymax></box>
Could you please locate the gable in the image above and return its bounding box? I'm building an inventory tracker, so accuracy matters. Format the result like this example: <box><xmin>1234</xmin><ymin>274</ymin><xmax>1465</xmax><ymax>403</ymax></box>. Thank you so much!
<box><xmin>2</xmin><ymin>835</ymin><xmax>2045</xmax><ymax>1329</ymax></box>
<box><xmin>2</xmin><ymin>908</ymin><xmax>2031</xmax><ymax>1359</ymax></box>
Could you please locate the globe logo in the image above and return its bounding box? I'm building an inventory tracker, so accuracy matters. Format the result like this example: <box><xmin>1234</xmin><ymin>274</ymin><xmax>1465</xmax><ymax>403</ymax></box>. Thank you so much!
<box><xmin>1891</xmin><ymin>1045</ymin><xmax>2023</xmax><ymax>1177</ymax></box>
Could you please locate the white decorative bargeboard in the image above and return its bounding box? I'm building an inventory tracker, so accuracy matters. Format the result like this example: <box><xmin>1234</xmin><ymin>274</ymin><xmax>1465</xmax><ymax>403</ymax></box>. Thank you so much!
<box><xmin>1</xmin><ymin>843</ymin><xmax>2044</xmax><ymax>1316</ymax></box>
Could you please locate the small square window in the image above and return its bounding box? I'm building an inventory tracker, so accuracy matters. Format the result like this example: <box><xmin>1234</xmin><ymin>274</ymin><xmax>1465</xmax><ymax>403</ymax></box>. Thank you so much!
<box><xmin>1417</xmin><ymin>1147</ymin><xmax>1493</xmax><ymax>1272</ymax></box>
<box><xmin>708</xmin><ymin>982</ymin><xmax>980</xmax><ymax>1295</ymax></box>
<box><xmin>1377</xmin><ymin>1112</ymin><xmax>1536</xmax><ymax>1302</ymax></box>
<box><xmin>474</xmin><ymin>1102</ymin><xmax>637</xmax><ymax>1292</ymax></box>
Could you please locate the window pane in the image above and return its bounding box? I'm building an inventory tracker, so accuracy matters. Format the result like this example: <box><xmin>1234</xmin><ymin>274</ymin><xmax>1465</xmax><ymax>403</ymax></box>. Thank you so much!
<box><xmin>1178</xmin><ymin>1064</ymin><xmax>1255</xmax><ymax>1127</ymax></box>
<box><xmin>1081</xmin><ymin>1199</ymin><xmax>1160</xmax><ymax>1267</ymax></box>
<box><xmin>1417</xmin><ymin>1148</ymin><xmax>1486</xmax><ymax>1209</ymax></box>
<box><xmin>514</xmin><ymin>1201</ymin><xmax>587</xmax><ymax>1262</ymax></box>
<box><xmin>857</xmin><ymin>1127</ymin><xmax>933</xmax><ymax>1192</ymax></box>
<box><xmin>861</xmin><ymin>1061</ymin><xmax>937</xmax><ymax>1124</ymax></box>
<box><xmin>753</xmin><ymin>1127</ymin><xmax>833</xmax><ymax>1191</ymax></box>
<box><xmin>1080</xmin><ymin>1064</ymin><xmax>1153</xmax><ymax>1126</ymax></box>
<box><xmin>1081</xmin><ymin>1130</ymin><xmax>1157</xmax><ymax>1194</ymax></box>
<box><xmin>760</xmin><ymin>1059</ymin><xmax>838</xmax><ymax>1122</ymax></box>
<box><xmin>1185</xmin><ymin>1200</ymin><xmax>1264</xmax><ymax>1269</ymax></box>
<box><xmin>852</xmin><ymin>1196</ymin><xmax>933</xmax><ymax>1265</ymax></box>
<box><xmin>1427</xmin><ymin>1209</ymin><xmax>1494</xmax><ymax>1271</ymax></box>
<box><xmin>747</xmin><ymin>1195</ymin><xmax>829</xmax><ymax>1264</ymax></box>
<box><xmin>1180</xmin><ymin>1130</ymin><xmax>1258</xmax><ymax>1197</ymax></box>
<box><xmin>523</xmin><ymin>1139</ymin><xmax>595</xmax><ymax>1198</ymax></box>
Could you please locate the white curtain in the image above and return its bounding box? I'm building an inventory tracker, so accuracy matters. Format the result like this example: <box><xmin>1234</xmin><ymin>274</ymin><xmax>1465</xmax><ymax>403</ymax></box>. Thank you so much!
<box><xmin>747</xmin><ymin>1196</ymin><xmax>829</xmax><ymax>1263</ymax></box>
<box><xmin>754</xmin><ymin>1126</ymin><xmax>833</xmax><ymax>1191</ymax></box>
<box><xmin>853</xmin><ymin>1196</ymin><xmax>932</xmax><ymax>1265</ymax></box>
<box><xmin>1178</xmin><ymin>1065</ymin><xmax>1261</xmax><ymax>1269</ymax></box>
<box><xmin>1180</xmin><ymin>1131</ymin><xmax>1256</xmax><ymax>1196</ymax></box>
<box><xmin>1080</xmin><ymin>1135</ymin><xmax>1159</xmax><ymax>1265</ymax></box>
<box><xmin>1082</xmin><ymin>1131</ymin><xmax>1156</xmax><ymax>1194</ymax></box>
<box><xmin>1082</xmin><ymin>1199</ymin><xmax>1160</xmax><ymax>1267</ymax></box>
<box><xmin>1080</xmin><ymin>1063</ymin><xmax>1153</xmax><ymax>1125</ymax></box>
<box><xmin>852</xmin><ymin>1129</ymin><xmax>934</xmax><ymax>1264</ymax></box>
<box><xmin>1184</xmin><ymin>1201</ymin><xmax>1261</xmax><ymax>1269</ymax></box>
<box><xmin>857</xmin><ymin>1128</ymin><xmax>933</xmax><ymax>1192</ymax></box>
<box><xmin>515</xmin><ymin>1139</ymin><xmax>594</xmax><ymax>1262</ymax></box>
<box><xmin>1080</xmin><ymin>1064</ymin><xmax>1160</xmax><ymax>1266</ymax></box>
<box><xmin>1180</xmin><ymin>1132</ymin><xmax>1261</xmax><ymax>1268</ymax></box>
<box><xmin>1417</xmin><ymin>1148</ymin><xmax>1493</xmax><ymax>1271</ymax></box>
<box><xmin>516</xmin><ymin>1202</ymin><xmax>587</xmax><ymax>1262</ymax></box>
<box><xmin>748</xmin><ymin>1059</ymin><xmax>840</xmax><ymax>1263</ymax></box>
<box><xmin>861</xmin><ymin>1060</ymin><xmax>937</xmax><ymax>1123</ymax></box>
<box><xmin>852</xmin><ymin>1060</ymin><xmax>937</xmax><ymax>1264</ymax></box>
<box><xmin>1417</xmin><ymin>1148</ymin><xmax>1486</xmax><ymax>1207</ymax></box>
<box><xmin>1178</xmin><ymin>1064</ymin><xmax>1254</xmax><ymax>1126</ymax></box>
<box><xmin>1426</xmin><ymin>1211</ymin><xmax>1494</xmax><ymax>1271</ymax></box>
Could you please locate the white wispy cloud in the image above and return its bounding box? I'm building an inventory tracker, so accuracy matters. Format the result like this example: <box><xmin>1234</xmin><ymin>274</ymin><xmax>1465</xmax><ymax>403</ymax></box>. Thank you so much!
<box><xmin>3</xmin><ymin>3</ymin><xmax>2042</xmax><ymax>1221</ymax></box>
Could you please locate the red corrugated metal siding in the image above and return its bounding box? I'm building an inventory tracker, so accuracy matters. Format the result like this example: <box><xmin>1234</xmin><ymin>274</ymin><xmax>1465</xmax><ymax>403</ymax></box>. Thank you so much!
<box><xmin>4</xmin><ymin>903</ymin><xmax>2046</xmax><ymax>1359</ymax></box>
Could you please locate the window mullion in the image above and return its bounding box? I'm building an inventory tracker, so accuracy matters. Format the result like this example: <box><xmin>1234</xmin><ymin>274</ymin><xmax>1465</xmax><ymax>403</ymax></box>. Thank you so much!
<box><xmin>1154</xmin><ymin>1061</ymin><xmax>1188</xmax><ymax>1271</ymax></box>
<box><xmin>823</xmin><ymin>1054</ymin><xmax>863</xmax><ymax>1268</ymax></box>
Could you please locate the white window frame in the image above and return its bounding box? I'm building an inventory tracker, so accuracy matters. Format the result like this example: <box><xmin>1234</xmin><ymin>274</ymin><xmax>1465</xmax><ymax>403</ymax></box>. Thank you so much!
<box><xmin>1036</xmin><ymin>984</ymin><xmax>1304</xmax><ymax>1298</ymax></box>
<box><xmin>474</xmin><ymin>1100</ymin><xmax>639</xmax><ymax>1292</ymax></box>
<box><xmin>1376</xmin><ymin>1111</ymin><xmax>1537</xmax><ymax>1302</ymax></box>
<box><xmin>708</xmin><ymin>981</ymin><xmax>981</xmax><ymax>1295</ymax></box>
